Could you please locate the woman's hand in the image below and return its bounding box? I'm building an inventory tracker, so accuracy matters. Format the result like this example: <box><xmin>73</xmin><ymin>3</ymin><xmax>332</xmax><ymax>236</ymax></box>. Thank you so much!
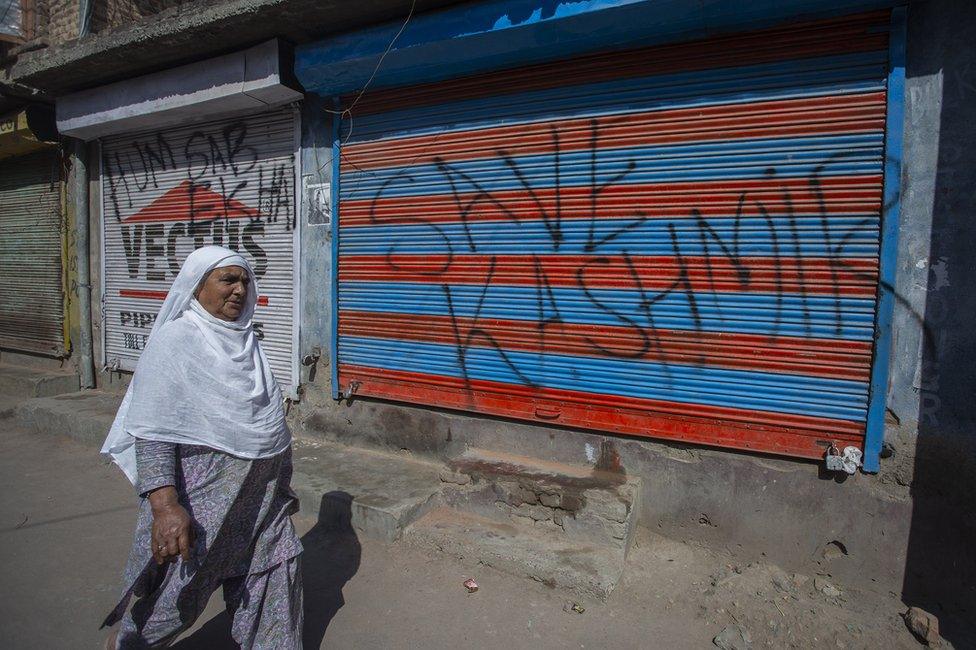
<box><xmin>147</xmin><ymin>486</ymin><xmax>195</xmax><ymax>565</ymax></box>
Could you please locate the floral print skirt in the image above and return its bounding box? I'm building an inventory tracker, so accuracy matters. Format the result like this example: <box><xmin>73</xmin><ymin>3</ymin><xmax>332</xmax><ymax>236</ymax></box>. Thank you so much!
<box><xmin>103</xmin><ymin>444</ymin><xmax>303</xmax><ymax>649</ymax></box>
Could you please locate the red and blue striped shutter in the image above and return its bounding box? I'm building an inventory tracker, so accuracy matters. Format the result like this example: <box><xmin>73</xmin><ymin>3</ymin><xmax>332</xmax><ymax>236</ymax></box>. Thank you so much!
<box><xmin>336</xmin><ymin>11</ymin><xmax>891</xmax><ymax>459</ymax></box>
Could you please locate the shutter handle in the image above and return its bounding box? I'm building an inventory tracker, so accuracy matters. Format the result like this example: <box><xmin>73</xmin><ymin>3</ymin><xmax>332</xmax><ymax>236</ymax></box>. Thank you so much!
<box><xmin>535</xmin><ymin>406</ymin><xmax>561</xmax><ymax>420</ymax></box>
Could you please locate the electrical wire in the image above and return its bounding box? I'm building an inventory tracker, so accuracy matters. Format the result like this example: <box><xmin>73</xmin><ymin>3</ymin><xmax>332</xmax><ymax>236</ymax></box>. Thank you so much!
<box><xmin>325</xmin><ymin>0</ymin><xmax>418</xmax><ymax>129</ymax></box>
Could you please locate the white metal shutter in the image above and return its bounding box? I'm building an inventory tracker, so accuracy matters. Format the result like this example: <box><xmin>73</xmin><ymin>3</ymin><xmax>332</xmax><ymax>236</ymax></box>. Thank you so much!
<box><xmin>0</xmin><ymin>149</ymin><xmax>65</xmax><ymax>355</ymax></box>
<box><xmin>100</xmin><ymin>108</ymin><xmax>299</xmax><ymax>390</ymax></box>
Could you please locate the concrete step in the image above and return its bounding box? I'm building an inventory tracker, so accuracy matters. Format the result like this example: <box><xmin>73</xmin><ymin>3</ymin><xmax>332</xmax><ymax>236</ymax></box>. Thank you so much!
<box><xmin>404</xmin><ymin>507</ymin><xmax>626</xmax><ymax>601</ymax></box>
<box><xmin>290</xmin><ymin>439</ymin><xmax>443</xmax><ymax>543</ymax></box>
<box><xmin>10</xmin><ymin>390</ymin><xmax>121</xmax><ymax>445</ymax></box>
<box><xmin>440</xmin><ymin>447</ymin><xmax>641</xmax><ymax>554</ymax></box>
<box><xmin>0</xmin><ymin>364</ymin><xmax>79</xmax><ymax>399</ymax></box>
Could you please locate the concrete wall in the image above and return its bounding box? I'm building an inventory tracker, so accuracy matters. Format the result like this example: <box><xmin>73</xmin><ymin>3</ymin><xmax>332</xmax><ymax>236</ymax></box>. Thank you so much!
<box><xmin>893</xmin><ymin>0</ymin><xmax>976</xmax><ymax>640</ymax></box>
<box><xmin>885</xmin><ymin>0</ymin><xmax>976</xmax><ymax>487</ymax></box>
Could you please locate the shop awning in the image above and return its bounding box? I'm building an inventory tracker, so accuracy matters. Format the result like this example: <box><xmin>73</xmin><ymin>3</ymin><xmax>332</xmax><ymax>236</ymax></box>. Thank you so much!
<box><xmin>55</xmin><ymin>39</ymin><xmax>302</xmax><ymax>141</ymax></box>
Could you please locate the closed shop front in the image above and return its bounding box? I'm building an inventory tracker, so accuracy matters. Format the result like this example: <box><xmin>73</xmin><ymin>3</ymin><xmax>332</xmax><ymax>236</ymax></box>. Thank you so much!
<box><xmin>335</xmin><ymin>11</ymin><xmax>900</xmax><ymax>460</ymax></box>
<box><xmin>100</xmin><ymin>108</ymin><xmax>299</xmax><ymax>390</ymax></box>
<box><xmin>0</xmin><ymin>109</ymin><xmax>65</xmax><ymax>356</ymax></box>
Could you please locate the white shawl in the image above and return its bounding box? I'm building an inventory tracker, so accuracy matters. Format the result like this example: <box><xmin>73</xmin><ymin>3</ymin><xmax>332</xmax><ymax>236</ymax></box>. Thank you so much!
<box><xmin>101</xmin><ymin>245</ymin><xmax>290</xmax><ymax>485</ymax></box>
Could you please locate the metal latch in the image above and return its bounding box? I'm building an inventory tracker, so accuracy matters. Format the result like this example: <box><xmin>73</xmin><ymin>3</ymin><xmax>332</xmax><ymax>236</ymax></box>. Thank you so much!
<box><xmin>302</xmin><ymin>347</ymin><xmax>321</xmax><ymax>366</ymax></box>
<box><xmin>825</xmin><ymin>443</ymin><xmax>862</xmax><ymax>475</ymax></box>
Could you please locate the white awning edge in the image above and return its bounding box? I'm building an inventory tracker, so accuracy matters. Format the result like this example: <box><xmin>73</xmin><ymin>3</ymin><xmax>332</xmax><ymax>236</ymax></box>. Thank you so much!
<box><xmin>56</xmin><ymin>39</ymin><xmax>303</xmax><ymax>140</ymax></box>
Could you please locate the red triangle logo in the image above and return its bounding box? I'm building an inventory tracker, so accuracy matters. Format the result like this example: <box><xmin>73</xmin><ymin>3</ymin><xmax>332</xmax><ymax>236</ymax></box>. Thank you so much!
<box><xmin>123</xmin><ymin>180</ymin><xmax>260</xmax><ymax>223</ymax></box>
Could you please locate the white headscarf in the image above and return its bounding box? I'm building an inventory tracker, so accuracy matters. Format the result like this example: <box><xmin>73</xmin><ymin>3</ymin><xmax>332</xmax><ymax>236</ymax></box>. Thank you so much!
<box><xmin>101</xmin><ymin>245</ymin><xmax>290</xmax><ymax>485</ymax></box>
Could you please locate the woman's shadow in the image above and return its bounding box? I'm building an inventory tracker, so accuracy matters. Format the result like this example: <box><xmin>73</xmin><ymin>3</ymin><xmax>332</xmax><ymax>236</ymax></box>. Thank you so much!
<box><xmin>300</xmin><ymin>491</ymin><xmax>362</xmax><ymax>646</ymax></box>
<box><xmin>172</xmin><ymin>491</ymin><xmax>362</xmax><ymax>649</ymax></box>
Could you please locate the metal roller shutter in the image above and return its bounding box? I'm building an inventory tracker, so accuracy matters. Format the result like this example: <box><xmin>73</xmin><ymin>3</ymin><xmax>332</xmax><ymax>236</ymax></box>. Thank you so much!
<box><xmin>336</xmin><ymin>12</ymin><xmax>894</xmax><ymax>459</ymax></box>
<box><xmin>0</xmin><ymin>149</ymin><xmax>65</xmax><ymax>355</ymax></box>
<box><xmin>101</xmin><ymin>108</ymin><xmax>299</xmax><ymax>391</ymax></box>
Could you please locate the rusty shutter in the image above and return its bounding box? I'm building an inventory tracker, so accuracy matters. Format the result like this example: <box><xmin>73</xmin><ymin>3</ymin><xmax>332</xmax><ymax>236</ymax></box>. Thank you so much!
<box><xmin>100</xmin><ymin>108</ymin><xmax>299</xmax><ymax>392</ymax></box>
<box><xmin>335</xmin><ymin>12</ymin><xmax>895</xmax><ymax>459</ymax></box>
<box><xmin>0</xmin><ymin>149</ymin><xmax>65</xmax><ymax>355</ymax></box>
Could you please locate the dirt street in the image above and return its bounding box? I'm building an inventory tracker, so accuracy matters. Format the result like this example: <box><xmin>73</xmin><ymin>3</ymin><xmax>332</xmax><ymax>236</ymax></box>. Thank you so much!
<box><xmin>0</xmin><ymin>422</ymin><xmax>947</xmax><ymax>649</ymax></box>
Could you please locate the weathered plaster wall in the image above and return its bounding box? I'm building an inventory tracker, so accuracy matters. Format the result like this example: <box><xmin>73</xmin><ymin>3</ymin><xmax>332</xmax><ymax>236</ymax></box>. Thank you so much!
<box><xmin>885</xmin><ymin>0</ymin><xmax>976</xmax><ymax>481</ymax></box>
<box><xmin>297</xmin><ymin>94</ymin><xmax>334</xmax><ymax>390</ymax></box>
<box><xmin>894</xmin><ymin>0</ymin><xmax>976</xmax><ymax>641</ymax></box>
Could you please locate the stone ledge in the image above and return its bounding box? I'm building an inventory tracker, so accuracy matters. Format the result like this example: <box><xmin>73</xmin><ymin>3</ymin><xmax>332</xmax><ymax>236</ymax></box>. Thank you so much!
<box><xmin>8</xmin><ymin>390</ymin><xmax>118</xmax><ymax>445</ymax></box>
<box><xmin>0</xmin><ymin>364</ymin><xmax>80</xmax><ymax>399</ymax></box>
<box><xmin>290</xmin><ymin>439</ymin><xmax>444</xmax><ymax>542</ymax></box>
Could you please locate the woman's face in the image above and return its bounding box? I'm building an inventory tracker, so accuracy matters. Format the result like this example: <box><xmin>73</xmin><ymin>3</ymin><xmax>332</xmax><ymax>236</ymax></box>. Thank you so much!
<box><xmin>196</xmin><ymin>265</ymin><xmax>250</xmax><ymax>321</ymax></box>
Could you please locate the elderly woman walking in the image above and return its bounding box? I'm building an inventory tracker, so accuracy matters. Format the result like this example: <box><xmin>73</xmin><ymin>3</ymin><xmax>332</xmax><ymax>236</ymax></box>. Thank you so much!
<box><xmin>100</xmin><ymin>246</ymin><xmax>302</xmax><ymax>649</ymax></box>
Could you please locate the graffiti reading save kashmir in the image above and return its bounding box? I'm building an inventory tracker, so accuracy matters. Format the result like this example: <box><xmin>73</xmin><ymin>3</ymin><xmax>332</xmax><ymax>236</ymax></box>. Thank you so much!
<box><xmin>350</xmin><ymin>119</ymin><xmax>884</xmax><ymax>389</ymax></box>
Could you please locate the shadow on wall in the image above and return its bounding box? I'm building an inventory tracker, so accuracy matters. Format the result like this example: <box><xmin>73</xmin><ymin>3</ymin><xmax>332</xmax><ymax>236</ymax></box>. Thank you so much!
<box><xmin>171</xmin><ymin>492</ymin><xmax>362</xmax><ymax>649</ymax></box>
<box><xmin>901</xmin><ymin>0</ymin><xmax>976</xmax><ymax>646</ymax></box>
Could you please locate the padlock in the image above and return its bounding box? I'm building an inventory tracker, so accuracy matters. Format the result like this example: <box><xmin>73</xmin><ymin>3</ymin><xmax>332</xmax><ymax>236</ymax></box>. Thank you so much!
<box><xmin>825</xmin><ymin>443</ymin><xmax>847</xmax><ymax>472</ymax></box>
<box><xmin>825</xmin><ymin>443</ymin><xmax>862</xmax><ymax>475</ymax></box>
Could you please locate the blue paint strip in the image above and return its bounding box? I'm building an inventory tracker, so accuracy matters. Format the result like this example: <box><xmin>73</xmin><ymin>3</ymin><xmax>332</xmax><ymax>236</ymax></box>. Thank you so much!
<box><xmin>344</xmin><ymin>53</ymin><xmax>887</xmax><ymax>142</ymax></box>
<box><xmin>344</xmin><ymin>132</ymin><xmax>885</xmax><ymax>181</ymax></box>
<box><xmin>340</xmin><ymin>134</ymin><xmax>884</xmax><ymax>200</ymax></box>
<box><xmin>330</xmin><ymin>102</ymin><xmax>341</xmax><ymax>400</ymax></box>
<box><xmin>337</xmin><ymin>281</ymin><xmax>877</xmax><ymax>340</ymax></box>
<box><xmin>296</xmin><ymin>0</ymin><xmax>898</xmax><ymax>97</ymax></box>
<box><xmin>339</xmin><ymin>336</ymin><xmax>868</xmax><ymax>421</ymax></box>
<box><xmin>862</xmin><ymin>7</ymin><xmax>904</xmax><ymax>472</ymax></box>
<box><xmin>338</xmin><ymin>216</ymin><xmax>881</xmax><ymax>258</ymax></box>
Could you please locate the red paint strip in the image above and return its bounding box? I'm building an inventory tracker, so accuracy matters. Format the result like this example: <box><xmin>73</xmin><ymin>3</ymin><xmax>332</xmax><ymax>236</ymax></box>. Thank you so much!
<box><xmin>119</xmin><ymin>289</ymin><xmax>270</xmax><ymax>306</ymax></box>
<box><xmin>347</xmin><ymin>11</ymin><xmax>889</xmax><ymax>116</ymax></box>
<box><xmin>339</xmin><ymin>311</ymin><xmax>872</xmax><ymax>381</ymax></box>
<box><xmin>119</xmin><ymin>289</ymin><xmax>168</xmax><ymax>301</ymax></box>
<box><xmin>339</xmin><ymin>176</ymin><xmax>883</xmax><ymax>226</ymax></box>
<box><xmin>122</xmin><ymin>180</ymin><xmax>261</xmax><ymax>224</ymax></box>
<box><xmin>338</xmin><ymin>365</ymin><xmax>864</xmax><ymax>458</ymax></box>
<box><xmin>344</xmin><ymin>92</ymin><xmax>886</xmax><ymax>171</ymax></box>
<box><xmin>339</xmin><ymin>255</ymin><xmax>879</xmax><ymax>297</ymax></box>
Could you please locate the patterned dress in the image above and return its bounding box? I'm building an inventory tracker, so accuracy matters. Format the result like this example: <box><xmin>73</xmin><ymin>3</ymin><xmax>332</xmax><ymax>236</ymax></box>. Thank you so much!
<box><xmin>103</xmin><ymin>442</ymin><xmax>303</xmax><ymax>649</ymax></box>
